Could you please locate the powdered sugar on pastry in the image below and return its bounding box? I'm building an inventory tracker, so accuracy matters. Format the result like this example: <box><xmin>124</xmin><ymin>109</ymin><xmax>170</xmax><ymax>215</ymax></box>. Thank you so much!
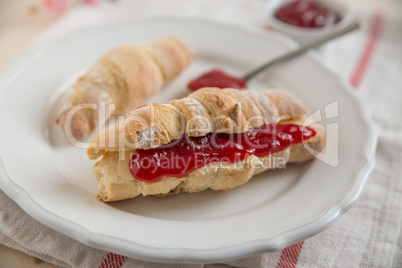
<box><xmin>88</xmin><ymin>88</ymin><xmax>326</xmax><ymax>202</ymax></box>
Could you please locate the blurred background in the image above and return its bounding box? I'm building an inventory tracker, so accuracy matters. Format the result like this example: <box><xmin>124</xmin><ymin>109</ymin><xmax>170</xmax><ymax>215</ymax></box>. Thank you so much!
<box><xmin>0</xmin><ymin>0</ymin><xmax>401</xmax><ymax>70</ymax></box>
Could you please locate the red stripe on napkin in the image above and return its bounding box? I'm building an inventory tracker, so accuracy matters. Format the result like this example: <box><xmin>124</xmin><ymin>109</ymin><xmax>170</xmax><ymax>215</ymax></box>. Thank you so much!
<box><xmin>350</xmin><ymin>11</ymin><xmax>384</xmax><ymax>88</ymax></box>
<box><xmin>98</xmin><ymin>252</ymin><xmax>127</xmax><ymax>268</ymax></box>
<box><xmin>276</xmin><ymin>241</ymin><xmax>304</xmax><ymax>268</ymax></box>
<box><xmin>275</xmin><ymin>10</ymin><xmax>384</xmax><ymax>268</ymax></box>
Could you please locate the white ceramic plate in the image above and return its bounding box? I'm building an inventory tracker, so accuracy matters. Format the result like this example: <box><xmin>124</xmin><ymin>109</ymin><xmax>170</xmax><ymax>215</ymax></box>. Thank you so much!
<box><xmin>0</xmin><ymin>18</ymin><xmax>376</xmax><ymax>263</ymax></box>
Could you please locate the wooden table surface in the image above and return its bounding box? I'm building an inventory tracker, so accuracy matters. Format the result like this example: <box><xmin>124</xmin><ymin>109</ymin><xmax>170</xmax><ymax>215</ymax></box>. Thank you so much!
<box><xmin>0</xmin><ymin>0</ymin><xmax>400</xmax><ymax>267</ymax></box>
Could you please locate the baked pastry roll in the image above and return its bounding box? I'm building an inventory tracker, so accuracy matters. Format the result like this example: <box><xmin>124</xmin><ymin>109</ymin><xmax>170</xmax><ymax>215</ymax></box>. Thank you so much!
<box><xmin>88</xmin><ymin>88</ymin><xmax>326</xmax><ymax>202</ymax></box>
<box><xmin>56</xmin><ymin>36</ymin><xmax>192</xmax><ymax>140</ymax></box>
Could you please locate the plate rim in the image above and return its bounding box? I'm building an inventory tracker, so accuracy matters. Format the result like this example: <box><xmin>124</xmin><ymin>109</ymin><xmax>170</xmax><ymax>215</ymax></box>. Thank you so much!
<box><xmin>0</xmin><ymin>17</ymin><xmax>378</xmax><ymax>263</ymax></box>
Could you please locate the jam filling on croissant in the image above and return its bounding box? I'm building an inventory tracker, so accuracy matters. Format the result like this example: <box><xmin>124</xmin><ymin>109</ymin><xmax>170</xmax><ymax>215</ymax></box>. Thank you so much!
<box><xmin>129</xmin><ymin>123</ymin><xmax>316</xmax><ymax>182</ymax></box>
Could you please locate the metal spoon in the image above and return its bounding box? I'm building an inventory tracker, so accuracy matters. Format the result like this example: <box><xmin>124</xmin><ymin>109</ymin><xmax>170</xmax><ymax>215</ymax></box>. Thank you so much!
<box><xmin>188</xmin><ymin>21</ymin><xmax>360</xmax><ymax>91</ymax></box>
<box><xmin>243</xmin><ymin>21</ymin><xmax>360</xmax><ymax>80</ymax></box>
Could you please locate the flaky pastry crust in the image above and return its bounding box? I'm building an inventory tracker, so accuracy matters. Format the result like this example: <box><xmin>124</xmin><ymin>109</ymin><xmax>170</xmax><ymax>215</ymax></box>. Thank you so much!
<box><xmin>87</xmin><ymin>88</ymin><xmax>326</xmax><ymax>202</ymax></box>
<box><xmin>56</xmin><ymin>37</ymin><xmax>192</xmax><ymax>140</ymax></box>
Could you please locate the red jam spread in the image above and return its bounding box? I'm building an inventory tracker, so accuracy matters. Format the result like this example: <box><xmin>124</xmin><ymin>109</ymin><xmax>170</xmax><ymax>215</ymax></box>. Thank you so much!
<box><xmin>274</xmin><ymin>0</ymin><xmax>340</xmax><ymax>28</ymax></box>
<box><xmin>188</xmin><ymin>69</ymin><xmax>247</xmax><ymax>91</ymax></box>
<box><xmin>129</xmin><ymin>123</ymin><xmax>316</xmax><ymax>182</ymax></box>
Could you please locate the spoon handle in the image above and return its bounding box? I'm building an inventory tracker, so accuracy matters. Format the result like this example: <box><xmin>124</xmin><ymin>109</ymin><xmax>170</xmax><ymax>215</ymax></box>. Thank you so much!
<box><xmin>242</xmin><ymin>21</ymin><xmax>360</xmax><ymax>81</ymax></box>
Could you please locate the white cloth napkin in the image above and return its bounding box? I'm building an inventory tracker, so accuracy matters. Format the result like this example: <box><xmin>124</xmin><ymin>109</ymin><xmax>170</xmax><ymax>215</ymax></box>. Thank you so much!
<box><xmin>1</xmin><ymin>0</ymin><xmax>402</xmax><ymax>267</ymax></box>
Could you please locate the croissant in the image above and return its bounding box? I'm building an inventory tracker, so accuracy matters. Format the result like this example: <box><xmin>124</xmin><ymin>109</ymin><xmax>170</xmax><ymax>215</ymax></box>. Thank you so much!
<box><xmin>56</xmin><ymin>36</ymin><xmax>192</xmax><ymax>140</ymax></box>
<box><xmin>88</xmin><ymin>88</ymin><xmax>326</xmax><ymax>202</ymax></box>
